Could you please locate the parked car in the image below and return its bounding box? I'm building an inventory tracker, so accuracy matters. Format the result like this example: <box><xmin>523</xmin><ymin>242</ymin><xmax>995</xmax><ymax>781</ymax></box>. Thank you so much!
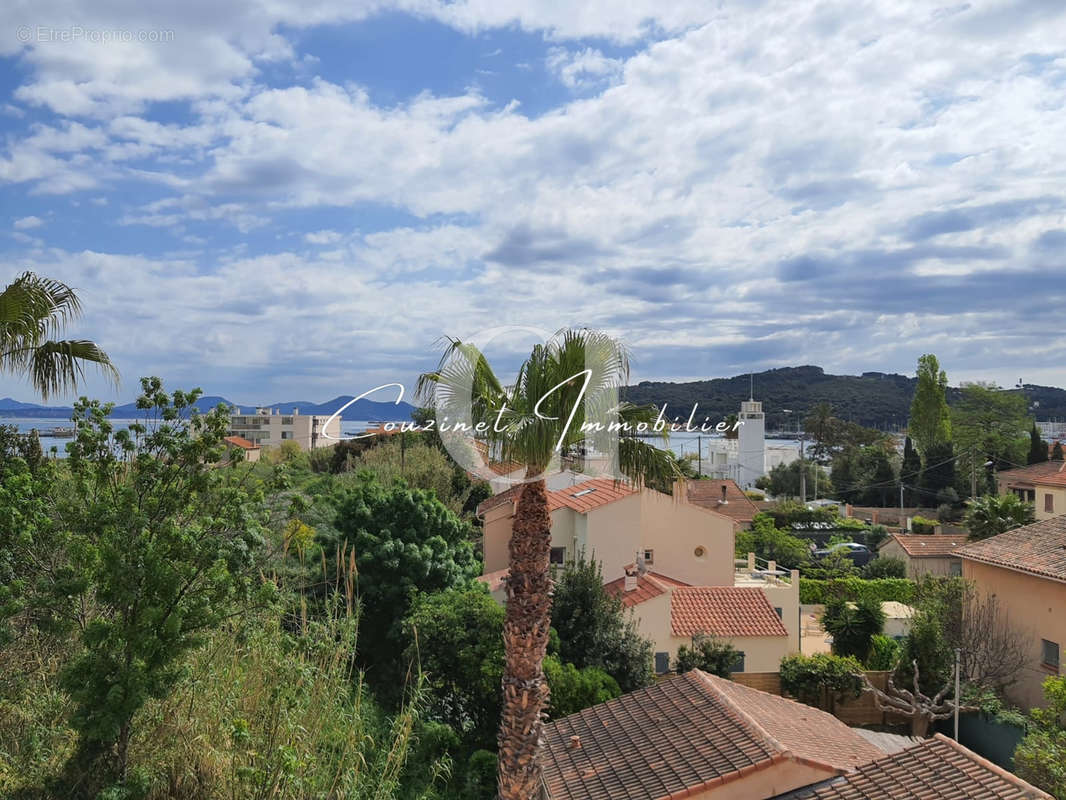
<box><xmin>812</xmin><ymin>541</ymin><xmax>872</xmax><ymax>567</ymax></box>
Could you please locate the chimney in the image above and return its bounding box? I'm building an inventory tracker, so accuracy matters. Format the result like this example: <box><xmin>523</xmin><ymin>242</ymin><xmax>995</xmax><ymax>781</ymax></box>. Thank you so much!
<box><xmin>718</xmin><ymin>484</ymin><xmax>728</xmax><ymax>504</ymax></box>
<box><xmin>569</xmin><ymin>735</ymin><xmax>581</xmax><ymax>750</ymax></box>
<box><xmin>624</xmin><ymin>567</ymin><xmax>639</xmax><ymax>591</ymax></box>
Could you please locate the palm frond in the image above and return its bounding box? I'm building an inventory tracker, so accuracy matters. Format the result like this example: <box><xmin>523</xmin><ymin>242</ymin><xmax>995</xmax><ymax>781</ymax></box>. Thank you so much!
<box><xmin>22</xmin><ymin>339</ymin><xmax>118</xmax><ymax>401</ymax></box>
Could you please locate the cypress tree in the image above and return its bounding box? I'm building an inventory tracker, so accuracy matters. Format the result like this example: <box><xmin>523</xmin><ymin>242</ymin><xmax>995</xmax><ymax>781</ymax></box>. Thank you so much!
<box><xmin>1028</xmin><ymin>424</ymin><xmax>1049</xmax><ymax>464</ymax></box>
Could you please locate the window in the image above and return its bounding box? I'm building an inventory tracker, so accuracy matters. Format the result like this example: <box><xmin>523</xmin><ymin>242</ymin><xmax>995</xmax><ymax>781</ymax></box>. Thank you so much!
<box><xmin>654</xmin><ymin>652</ymin><xmax>671</xmax><ymax>674</ymax></box>
<box><xmin>950</xmin><ymin>561</ymin><xmax>962</xmax><ymax>576</ymax></box>
<box><xmin>281</xmin><ymin>416</ymin><xmax>294</xmax><ymax>425</ymax></box>
<box><xmin>281</xmin><ymin>431</ymin><xmax>292</xmax><ymax>440</ymax></box>
<box><xmin>643</xmin><ymin>549</ymin><xmax>654</xmax><ymax>565</ymax></box>
<box><xmin>1045</xmin><ymin>494</ymin><xmax>1054</xmax><ymax>513</ymax></box>
<box><xmin>730</xmin><ymin>652</ymin><xmax>746</xmax><ymax>673</ymax></box>
<box><xmin>550</xmin><ymin>547</ymin><xmax>565</xmax><ymax>565</ymax></box>
<box><xmin>774</xmin><ymin>607</ymin><xmax>783</xmax><ymax>618</ymax></box>
<box><xmin>1042</xmin><ymin>640</ymin><xmax>1060</xmax><ymax>672</ymax></box>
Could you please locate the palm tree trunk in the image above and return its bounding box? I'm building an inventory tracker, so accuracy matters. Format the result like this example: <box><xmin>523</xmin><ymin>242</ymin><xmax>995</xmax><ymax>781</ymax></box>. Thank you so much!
<box><xmin>497</xmin><ymin>478</ymin><xmax>552</xmax><ymax>800</ymax></box>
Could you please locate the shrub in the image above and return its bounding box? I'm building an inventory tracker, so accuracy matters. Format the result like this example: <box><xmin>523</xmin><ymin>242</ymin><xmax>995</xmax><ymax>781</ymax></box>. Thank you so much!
<box><xmin>745</xmin><ymin>490</ymin><xmax>765</xmax><ymax>501</ymax></box>
<box><xmin>780</xmin><ymin>653</ymin><xmax>864</xmax><ymax>709</ymax></box>
<box><xmin>911</xmin><ymin>515</ymin><xmax>937</xmax><ymax>534</ymax></box>
<box><xmin>866</xmin><ymin>634</ymin><xmax>902</xmax><ymax>671</ymax></box>
<box><xmin>863</xmin><ymin>557</ymin><xmax>906</xmax><ymax>579</ymax></box>
<box><xmin>799</xmin><ymin>577</ymin><xmax>916</xmax><ymax>605</ymax></box>
<box><xmin>866</xmin><ymin>524</ymin><xmax>889</xmax><ymax>550</ymax></box>
<box><xmin>822</xmin><ymin>597</ymin><xmax>885</xmax><ymax>661</ymax></box>
<box><xmin>674</xmin><ymin>636</ymin><xmax>742</xmax><ymax>677</ymax></box>
<box><xmin>543</xmin><ymin>658</ymin><xmax>621</xmax><ymax>719</ymax></box>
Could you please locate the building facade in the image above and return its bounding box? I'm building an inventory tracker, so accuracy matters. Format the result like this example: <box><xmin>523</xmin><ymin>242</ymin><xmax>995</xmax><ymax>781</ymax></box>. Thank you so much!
<box><xmin>228</xmin><ymin>407</ymin><xmax>341</xmax><ymax>451</ymax></box>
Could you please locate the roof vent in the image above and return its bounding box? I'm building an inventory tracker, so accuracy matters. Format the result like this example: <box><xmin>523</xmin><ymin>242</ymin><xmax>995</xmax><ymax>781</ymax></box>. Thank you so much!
<box><xmin>718</xmin><ymin>484</ymin><xmax>728</xmax><ymax>505</ymax></box>
<box><xmin>569</xmin><ymin>735</ymin><xmax>581</xmax><ymax>750</ymax></box>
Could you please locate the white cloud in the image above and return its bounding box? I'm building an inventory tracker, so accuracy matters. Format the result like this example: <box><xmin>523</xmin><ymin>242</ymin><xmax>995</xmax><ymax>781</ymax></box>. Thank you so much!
<box><xmin>304</xmin><ymin>229</ymin><xmax>343</xmax><ymax>244</ymax></box>
<box><xmin>546</xmin><ymin>47</ymin><xmax>623</xmax><ymax>89</ymax></box>
<box><xmin>13</xmin><ymin>215</ymin><xmax>44</xmax><ymax>229</ymax></box>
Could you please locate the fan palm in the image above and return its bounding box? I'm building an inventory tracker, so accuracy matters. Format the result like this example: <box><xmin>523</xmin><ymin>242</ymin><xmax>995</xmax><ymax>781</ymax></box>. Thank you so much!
<box><xmin>418</xmin><ymin>328</ymin><xmax>679</xmax><ymax>800</ymax></box>
<box><xmin>965</xmin><ymin>492</ymin><xmax>1036</xmax><ymax>541</ymax></box>
<box><xmin>0</xmin><ymin>271</ymin><xmax>118</xmax><ymax>400</ymax></box>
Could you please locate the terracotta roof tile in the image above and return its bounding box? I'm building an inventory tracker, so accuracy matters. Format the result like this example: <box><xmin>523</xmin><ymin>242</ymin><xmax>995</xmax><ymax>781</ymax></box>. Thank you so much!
<box><xmin>541</xmin><ymin>670</ymin><xmax>883</xmax><ymax>800</ymax></box>
<box><xmin>956</xmin><ymin>516</ymin><xmax>1066</xmax><ymax>582</ymax></box>
<box><xmin>223</xmin><ymin>435</ymin><xmax>259</xmax><ymax>449</ymax></box>
<box><xmin>998</xmin><ymin>460</ymin><xmax>1066</xmax><ymax>487</ymax></box>
<box><xmin>476</xmin><ymin>477</ymin><xmax>637</xmax><ymax>517</ymax></box>
<box><xmin>706</xmin><ymin>674</ymin><xmax>884</xmax><ymax>772</ymax></box>
<box><xmin>670</xmin><ymin>587</ymin><xmax>789</xmax><ymax>638</ymax></box>
<box><xmin>475</xmin><ymin>567</ymin><xmax>508</xmax><ymax>594</ymax></box>
<box><xmin>776</xmin><ymin>734</ymin><xmax>1051</xmax><ymax>799</ymax></box>
<box><xmin>882</xmin><ymin>534</ymin><xmax>965</xmax><ymax>558</ymax></box>
<box><xmin>687</xmin><ymin>479</ymin><xmax>760</xmax><ymax>523</ymax></box>
<box><xmin>603</xmin><ymin>571</ymin><xmax>690</xmax><ymax>608</ymax></box>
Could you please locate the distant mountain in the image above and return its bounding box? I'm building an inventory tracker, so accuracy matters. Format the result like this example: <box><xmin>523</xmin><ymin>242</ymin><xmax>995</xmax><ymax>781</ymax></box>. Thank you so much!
<box><xmin>0</xmin><ymin>394</ymin><xmax>416</xmax><ymax>420</ymax></box>
<box><xmin>621</xmin><ymin>366</ymin><xmax>1066</xmax><ymax>430</ymax></box>
<box><xmin>0</xmin><ymin>397</ymin><xmax>50</xmax><ymax>410</ymax></box>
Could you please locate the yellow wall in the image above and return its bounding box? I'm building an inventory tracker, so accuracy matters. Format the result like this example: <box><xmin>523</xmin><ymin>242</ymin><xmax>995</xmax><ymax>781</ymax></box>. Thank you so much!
<box><xmin>1035</xmin><ymin>486</ymin><xmax>1066</xmax><ymax>521</ymax></box>
<box><xmin>637</xmin><ymin>490</ymin><xmax>735</xmax><ymax>586</ymax></box>
<box><xmin>962</xmin><ymin>559</ymin><xmax>1065</xmax><ymax>709</ymax></box>
<box><xmin>699</xmin><ymin>761</ymin><xmax>839</xmax><ymax>800</ymax></box>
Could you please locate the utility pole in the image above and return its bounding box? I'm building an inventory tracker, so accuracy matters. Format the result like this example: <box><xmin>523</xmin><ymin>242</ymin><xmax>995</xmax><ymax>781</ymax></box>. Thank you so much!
<box><xmin>970</xmin><ymin>447</ymin><xmax>976</xmax><ymax>498</ymax></box>
<box><xmin>799</xmin><ymin>433</ymin><xmax>807</xmax><ymax>504</ymax></box>
<box><xmin>900</xmin><ymin>482</ymin><xmax>905</xmax><ymax>526</ymax></box>
<box><xmin>697</xmin><ymin>435</ymin><xmax>702</xmax><ymax>477</ymax></box>
<box><xmin>954</xmin><ymin>648</ymin><xmax>961</xmax><ymax>740</ymax></box>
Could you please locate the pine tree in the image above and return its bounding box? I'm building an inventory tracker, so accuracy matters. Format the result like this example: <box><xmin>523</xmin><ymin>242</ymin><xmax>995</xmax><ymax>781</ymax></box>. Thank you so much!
<box><xmin>901</xmin><ymin>436</ymin><xmax>922</xmax><ymax>506</ymax></box>
<box><xmin>1029</xmin><ymin>424</ymin><xmax>1049</xmax><ymax>464</ymax></box>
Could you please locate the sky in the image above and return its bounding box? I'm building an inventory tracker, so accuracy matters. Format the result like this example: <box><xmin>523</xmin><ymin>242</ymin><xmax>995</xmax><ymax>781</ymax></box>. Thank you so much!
<box><xmin>2</xmin><ymin>0</ymin><xmax>1065</xmax><ymax>406</ymax></box>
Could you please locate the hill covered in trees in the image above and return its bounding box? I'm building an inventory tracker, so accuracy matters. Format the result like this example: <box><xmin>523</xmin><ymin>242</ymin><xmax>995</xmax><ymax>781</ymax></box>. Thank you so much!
<box><xmin>622</xmin><ymin>366</ymin><xmax>1066</xmax><ymax>430</ymax></box>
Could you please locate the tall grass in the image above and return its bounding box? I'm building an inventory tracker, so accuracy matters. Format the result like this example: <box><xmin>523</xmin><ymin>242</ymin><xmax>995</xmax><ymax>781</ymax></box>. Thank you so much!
<box><xmin>1</xmin><ymin>599</ymin><xmax>444</xmax><ymax>800</ymax></box>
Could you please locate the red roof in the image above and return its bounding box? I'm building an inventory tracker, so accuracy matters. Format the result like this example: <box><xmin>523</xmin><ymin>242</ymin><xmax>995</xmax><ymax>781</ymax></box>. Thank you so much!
<box><xmin>881</xmin><ymin>534</ymin><xmax>965</xmax><ymax>558</ymax></box>
<box><xmin>998</xmin><ymin>460</ymin><xmax>1066</xmax><ymax>487</ymax></box>
<box><xmin>671</xmin><ymin>586</ymin><xmax>789</xmax><ymax>638</ymax></box>
<box><xmin>540</xmin><ymin>670</ymin><xmax>884</xmax><ymax>800</ymax></box>
<box><xmin>777</xmin><ymin>734</ymin><xmax>1051</xmax><ymax>799</ymax></box>
<box><xmin>956</xmin><ymin>516</ymin><xmax>1066</xmax><ymax>582</ymax></box>
<box><xmin>603</xmin><ymin>571</ymin><xmax>690</xmax><ymax>607</ymax></box>
<box><xmin>223</xmin><ymin>435</ymin><xmax>259</xmax><ymax>450</ymax></box>
<box><xmin>477</xmin><ymin>477</ymin><xmax>637</xmax><ymax>516</ymax></box>
<box><xmin>687</xmin><ymin>479</ymin><xmax>760</xmax><ymax>523</ymax></box>
<box><xmin>475</xmin><ymin>567</ymin><xmax>509</xmax><ymax>595</ymax></box>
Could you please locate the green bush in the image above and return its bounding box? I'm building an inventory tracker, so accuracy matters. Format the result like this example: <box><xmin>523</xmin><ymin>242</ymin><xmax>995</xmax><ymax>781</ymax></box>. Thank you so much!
<box><xmin>911</xmin><ymin>515</ymin><xmax>938</xmax><ymax>534</ymax></box>
<box><xmin>779</xmin><ymin>653</ymin><xmax>864</xmax><ymax>709</ymax></box>
<box><xmin>674</xmin><ymin>636</ymin><xmax>742</xmax><ymax>677</ymax></box>
<box><xmin>799</xmin><ymin>577</ymin><xmax>916</xmax><ymax>605</ymax></box>
<box><xmin>821</xmin><ymin>597</ymin><xmax>885</xmax><ymax>661</ymax></box>
<box><xmin>863</xmin><ymin>557</ymin><xmax>906</xmax><ymax>579</ymax></box>
<box><xmin>543</xmin><ymin>658</ymin><xmax>621</xmax><ymax>719</ymax></box>
<box><xmin>866</xmin><ymin>634</ymin><xmax>902</xmax><ymax>670</ymax></box>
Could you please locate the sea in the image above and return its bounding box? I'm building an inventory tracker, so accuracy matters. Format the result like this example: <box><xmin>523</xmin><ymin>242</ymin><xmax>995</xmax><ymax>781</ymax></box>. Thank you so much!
<box><xmin>1</xmin><ymin>415</ymin><xmax>803</xmax><ymax>463</ymax></box>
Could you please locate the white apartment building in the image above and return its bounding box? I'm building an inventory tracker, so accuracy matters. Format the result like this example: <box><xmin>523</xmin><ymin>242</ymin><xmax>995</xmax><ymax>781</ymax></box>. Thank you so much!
<box><xmin>228</xmin><ymin>407</ymin><xmax>340</xmax><ymax>451</ymax></box>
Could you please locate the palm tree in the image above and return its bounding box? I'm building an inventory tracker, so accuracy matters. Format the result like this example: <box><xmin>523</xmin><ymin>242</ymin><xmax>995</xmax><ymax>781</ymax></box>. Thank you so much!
<box><xmin>0</xmin><ymin>271</ymin><xmax>117</xmax><ymax>400</ymax></box>
<box><xmin>965</xmin><ymin>493</ymin><xmax>1036</xmax><ymax>541</ymax></box>
<box><xmin>418</xmin><ymin>329</ymin><xmax>678</xmax><ymax>800</ymax></box>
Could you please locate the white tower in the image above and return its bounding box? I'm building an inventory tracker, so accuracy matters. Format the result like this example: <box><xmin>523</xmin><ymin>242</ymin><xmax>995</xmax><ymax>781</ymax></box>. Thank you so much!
<box><xmin>737</xmin><ymin>396</ymin><xmax>766</xmax><ymax>489</ymax></box>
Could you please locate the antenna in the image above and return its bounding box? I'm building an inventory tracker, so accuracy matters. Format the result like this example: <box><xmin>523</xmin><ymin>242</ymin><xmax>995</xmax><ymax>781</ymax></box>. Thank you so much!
<box><xmin>749</xmin><ymin>372</ymin><xmax>754</xmax><ymax>401</ymax></box>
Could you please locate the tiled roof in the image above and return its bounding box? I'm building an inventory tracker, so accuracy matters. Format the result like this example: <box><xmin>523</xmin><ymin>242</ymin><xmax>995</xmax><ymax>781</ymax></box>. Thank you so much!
<box><xmin>998</xmin><ymin>460</ymin><xmax>1066</xmax><ymax>486</ymax></box>
<box><xmin>775</xmin><ymin>734</ymin><xmax>1051</xmax><ymax>799</ymax></box>
<box><xmin>707</xmin><ymin>674</ymin><xmax>884</xmax><ymax>771</ymax></box>
<box><xmin>541</xmin><ymin>670</ymin><xmax>884</xmax><ymax>800</ymax></box>
<box><xmin>671</xmin><ymin>586</ymin><xmax>789</xmax><ymax>638</ymax></box>
<box><xmin>603</xmin><ymin>571</ymin><xmax>690</xmax><ymax>608</ymax></box>
<box><xmin>687</xmin><ymin>479</ymin><xmax>760</xmax><ymax>522</ymax></box>
<box><xmin>956</xmin><ymin>516</ymin><xmax>1066</xmax><ymax>582</ymax></box>
<box><xmin>477</xmin><ymin>477</ymin><xmax>637</xmax><ymax>516</ymax></box>
<box><xmin>223</xmin><ymin>435</ymin><xmax>259</xmax><ymax>449</ymax></box>
<box><xmin>881</xmin><ymin>534</ymin><xmax>965</xmax><ymax>558</ymax></box>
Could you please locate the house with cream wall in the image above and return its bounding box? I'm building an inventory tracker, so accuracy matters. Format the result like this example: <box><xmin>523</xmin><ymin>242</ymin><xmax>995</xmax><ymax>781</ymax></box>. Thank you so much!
<box><xmin>877</xmin><ymin>534</ymin><xmax>964</xmax><ymax>578</ymax></box>
<box><xmin>957</xmin><ymin>517</ymin><xmax>1066</xmax><ymax>709</ymax></box>
<box><xmin>478</xmin><ymin>478</ymin><xmax>737</xmax><ymax>586</ymax></box>
<box><xmin>228</xmin><ymin>407</ymin><xmax>340</xmax><ymax>451</ymax></box>
<box><xmin>997</xmin><ymin>460</ymin><xmax>1066</xmax><ymax>520</ymax></box>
